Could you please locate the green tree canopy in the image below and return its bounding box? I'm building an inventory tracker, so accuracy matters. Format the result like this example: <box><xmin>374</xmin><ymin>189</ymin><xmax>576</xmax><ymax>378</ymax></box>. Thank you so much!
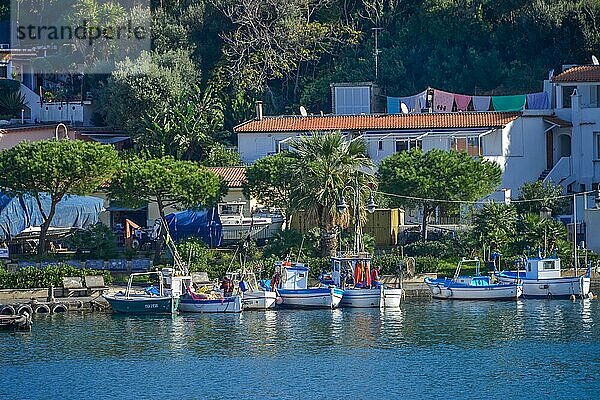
<box><xmin>0</xmin><ymin>140</ymin><xmax>119</xmax><ymax>254</ymax></box>
<box><xmin>289</xmin><ymin>132</ymin><xmax>374</xmax><ymax>256</ymax></box>
<box><xmin>473</xmin><ymin>202</ymin><xmax>518</xmax><ymax>255</ymax></box>
<box><xmin>137</xmin><ymin>86</ymin><xmax>228</xmax><ymax>161</ymax></box>
<box><xmin>110</xmin><ymin>156</ymin><xmax>226</xmax><ymax>261</ymax></box>
<box><xmin>378</xmin><ymin>148</ymin><xmax>502</xmax><ymax>241</ymax></box>
<box><xmin>515</xmin><ymin>181</ymin><xmax>568</xmax><ymax>216</ymax></box>
<box><xmin>243</xmin><ymin>152</ymin><xmax>297</xmax><ymax>226</ymax></box>
<box><xmin>110</xmin><ymin>156</ymin><xmax>226</xmax><ymax>221</ymax></box>
<box><xmin>96</xmin><ymin>49</ymin><xmax>199</xmax><ymax>134</ymax></box>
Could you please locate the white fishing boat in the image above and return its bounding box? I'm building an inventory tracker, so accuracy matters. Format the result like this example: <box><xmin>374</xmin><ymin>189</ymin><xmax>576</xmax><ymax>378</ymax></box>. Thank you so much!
<box><xmin>326</xmin><ymin>255</ymin><xmax>403</xmax><ymax>308</ymax></box>
<box><xmin>275</xmin><ymin>262</ymin><xmax>344</xmax><ymax>309</ymax></box>
<box><xmin>104</xmin><ymin>269</ymin><xmax>191</xmax><ymax>314</ymax></box>
<box><xmin>219</xmin><ymin>202</ymin><xmax>282</xmax><ymax>243</ymax></box>
<box><xmin>227</xmin><ymin>270</ymin><xmax>276</xmax><ymax>310</ymax></box>
<box><xmin>494</xmin><ymin>255</ymin><xmax>591</xmax><ymax>299</ymax></box>
<box><xmin>425</xmin><ymin>258</ymin><xmax>522</xmax><ymax>300</ymax></box>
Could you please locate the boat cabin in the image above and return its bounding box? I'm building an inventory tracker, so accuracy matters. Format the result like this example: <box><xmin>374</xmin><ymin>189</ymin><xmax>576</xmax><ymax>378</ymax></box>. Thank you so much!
<box><xmin>277</xmin><ymin>262</ymin><xmax>309</xmax><ymax>290</ymax></box>
<box><xmin>161</xmin><ymin>268</ymin><xmax>192</xmax><ymax>298</ymax></box>
<box><xmin>524</xmin><ymin>257</ymin><xmax>561</xmax><ymax>279</ymax></box>
<box><xmin>329</xmin><ymin>255</ymin><xmax>373</xmax><ymax>288</ymax></box>
<box><xmin>219</xmin><ymin>202</ymin><xmax>246</xmax><ymax>222</ymax></box>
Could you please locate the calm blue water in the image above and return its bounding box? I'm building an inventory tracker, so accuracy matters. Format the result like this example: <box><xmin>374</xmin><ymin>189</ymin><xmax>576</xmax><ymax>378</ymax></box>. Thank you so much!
<box><xmin>1</xmin><ymin>300</ymin><xmax>598</xmax><ymax>399</ymax></box>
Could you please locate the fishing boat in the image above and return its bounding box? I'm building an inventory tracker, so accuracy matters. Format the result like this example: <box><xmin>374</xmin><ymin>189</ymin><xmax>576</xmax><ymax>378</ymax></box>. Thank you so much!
<box><xmin>494</xmin><ymin>255</ymin><xmax>591</xmax><ymax>299</ymax></box>
<box><xmin>275</xmin><ymin>261</ymin><xmax>344</xmax><ymax>309</ymax></box>
<box><xmin>227</xmin><ymin>270</ymin><xmax>276</xmax><ymax>310</ymax></box>
<box><xmin>178</xmin><ymin>287</ymin><xmax>242</xmax><ymax>313</ymax></box>
<box><xmin>103</xmin><ymin>269</ymin><xmax>191</xmax><ymax>314</ymax></box>
<box><xmin>325</xmin><ymin>254</ymin><xmax>403</xmax><ymax>308</ymax></box>
<box><xmin>425</xmin><ymin>258</ymin><xmax>522</xmax><ymax>300</ymax></box>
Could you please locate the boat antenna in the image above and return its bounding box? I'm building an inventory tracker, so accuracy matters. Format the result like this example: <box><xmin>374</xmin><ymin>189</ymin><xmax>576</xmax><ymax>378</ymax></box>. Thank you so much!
<box><xmin>296</xmin><ymin>235</ymin><xmax>306</xmax><ymax>264</ymax></box>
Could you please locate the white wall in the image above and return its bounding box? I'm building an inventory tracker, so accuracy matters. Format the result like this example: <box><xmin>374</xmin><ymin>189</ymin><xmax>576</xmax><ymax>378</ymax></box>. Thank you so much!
<box><xmin>492</xmin><ymin>118</ymin><xmax>547</xmax><ymax>194</ymax></box>
<box><xmin>238</xmin><ymin>132</ymin><xmax>297</xmax><ymax>163</ymax></box>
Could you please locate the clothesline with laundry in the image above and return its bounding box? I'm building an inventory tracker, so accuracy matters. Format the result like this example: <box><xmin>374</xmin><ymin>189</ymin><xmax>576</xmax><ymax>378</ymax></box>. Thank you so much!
<box><xmin>386</xmin><ymin>88</ymin><xmax>550</xmax><ymax>114</ymax></box>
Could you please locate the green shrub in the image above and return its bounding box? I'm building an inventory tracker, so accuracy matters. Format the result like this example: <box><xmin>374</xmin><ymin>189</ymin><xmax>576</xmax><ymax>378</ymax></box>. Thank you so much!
<box><xmin>0</xmin><ymin>79</ymin><xmax>20</xmax><ymax>97</ymax></box>
<box><xmin>66</xmin><ymin>224</ymin><xmax>118</xmax><ymax>260</ymax></box>
<box><xmin>0</xmin><ymin>264</ymin><xmax>112</xmax><ymax>289</ymax></box>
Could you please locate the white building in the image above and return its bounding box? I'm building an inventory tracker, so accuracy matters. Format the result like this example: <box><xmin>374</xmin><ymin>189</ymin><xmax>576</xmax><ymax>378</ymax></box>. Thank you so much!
<box><xmin>237</xmin><ymin>109</ymin><xmax>570</xmax><ymax>198</ymax></box>
<box><xmin>236</xmin><ymin>65</ymin><xmax>600</xmax><ymax>250</ymax></box>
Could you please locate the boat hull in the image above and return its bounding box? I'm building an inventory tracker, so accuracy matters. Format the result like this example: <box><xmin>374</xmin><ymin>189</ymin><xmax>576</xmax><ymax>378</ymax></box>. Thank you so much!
<box><xmin>495</xmin><ymin>272</ymin><xmax>591</xmax><ymax>299</ymax></box>
<box><xmin>103</xmin><ymin>294</ymin><xmax>179</xmax><ymax>314</ymax></box>
<box><xmin>178</xmin><ymin>295</ymin><xmax>242</xmax><ymax>313</ymax></box>
<box><xmin>425</xmin><ymin>279</ymin><xmax>522</xmax><ymax>300</ymax></box>
<box><xmin>340</xmin><ymin>287</ymin><xmax>403</xmax><ymax>308</ymax></box>
<box><xmin>242</xmin><ymin>291</ymin><xmax>276</xmax><ymax>310</ymax></box>
<box><xmin>276</xmin><ymin>287</ymin><xmax>344</xmax><ymax>309</ymax></box>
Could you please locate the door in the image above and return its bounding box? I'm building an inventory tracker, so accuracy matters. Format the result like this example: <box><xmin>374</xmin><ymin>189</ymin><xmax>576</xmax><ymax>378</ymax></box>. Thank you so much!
<box><xmin>546</xmin><ymin>132</ymin><xmax>554</xmax><ymax>170</ymax></box>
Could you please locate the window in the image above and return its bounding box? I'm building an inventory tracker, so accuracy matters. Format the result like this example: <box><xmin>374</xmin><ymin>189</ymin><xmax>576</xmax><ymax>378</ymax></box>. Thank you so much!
<box><xmin>543</xmin><ymin>261</ymin><xmax>556</xmax><ymax>270</ymax></box>
<box><xmin>595</xmin><ymin>133</ymin><xmax>600</xmax><ymax>160</ymax></box>
<box><xmin>562</xmin><ymin>86</ymin><xmax>576</xmax><ymax>108</ymax></box>
<box><xmin>452</xmin><ymin>137</ymin><xmax>480</xmax><ymax>156</ymax></box>
<box><xmin>528</xmin><ymin>263</ymin><xmax>532</xmax><ymax>272</ymax></box>
<box><xmin>378</xmin><ymin>140</ymin><xmax>383</xmax><ymax>151</ymax></box>
<box><xmin>395</xmin><ymin>140</ymin><xmax>409</xmax><ymax>153</ymax></box>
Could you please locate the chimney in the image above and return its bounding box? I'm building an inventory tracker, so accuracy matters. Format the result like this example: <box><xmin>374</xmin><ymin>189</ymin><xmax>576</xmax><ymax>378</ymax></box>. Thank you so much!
<box><xmin>255</xmin><ymin>101</ymin><xmax>264</xmax><ymax>120</ymax></box>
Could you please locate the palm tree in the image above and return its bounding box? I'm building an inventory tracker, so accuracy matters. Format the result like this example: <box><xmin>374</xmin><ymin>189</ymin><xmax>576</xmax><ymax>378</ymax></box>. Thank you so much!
<box><xmin>290</xmin><ymin>132</ymin><xmax>374</xmax><ymax>256</ymax></box>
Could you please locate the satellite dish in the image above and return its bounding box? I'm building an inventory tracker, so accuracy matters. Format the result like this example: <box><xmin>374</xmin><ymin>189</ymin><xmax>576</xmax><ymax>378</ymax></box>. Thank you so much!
<box><xmin>299</xmin><ymin>106</ymin><xmax>308</xmax><ymax>116</ymax></box>
<box><xmin>593</xmin><ymin>55</ymin><xmax>599</xmax><ymax>65</ymax></box>
<box><xmin>400</xmin><ymin>102</ymin><xmax>409</xmax><ymax>114</ymax></box>
<box><xmin>548</xmin><ymin>69</ymin><xmax>554</xmax><ymax>80</ymax></box>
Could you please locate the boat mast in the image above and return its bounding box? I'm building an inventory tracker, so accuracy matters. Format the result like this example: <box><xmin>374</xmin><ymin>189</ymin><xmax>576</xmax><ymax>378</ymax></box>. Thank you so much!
<box><xmin>573</xmin><ymin>193</ymin><xmax>578</xmax><ymax>275</ymax></box>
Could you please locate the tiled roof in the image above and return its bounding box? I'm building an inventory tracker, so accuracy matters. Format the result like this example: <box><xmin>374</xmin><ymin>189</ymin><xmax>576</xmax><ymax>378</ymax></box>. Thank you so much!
<box><xmin>235</xmin><ymin>112</ymin><xmax>521</xmax><ymax>133</ymax></box>
<box><xmin>207</xmin><ymin>166</ymin><xmax>247</xmax><ymax>188</ymax></box>
<box><xmin>553</xmin><ymin>65</ymin><xmax>600</xmax><ymax>83</ymax></box>
<box><xmin>543</xmin><ymin>116</ymin><xmax>572</xmax><ymax>128</ymax></box>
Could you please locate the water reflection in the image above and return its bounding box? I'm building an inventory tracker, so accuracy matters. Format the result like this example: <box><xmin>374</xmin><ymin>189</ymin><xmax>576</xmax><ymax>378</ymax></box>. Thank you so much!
<box><xmin>1</xmin><ymin>300</ymin><xmax>599</xmax><ymax>400</ymax></box>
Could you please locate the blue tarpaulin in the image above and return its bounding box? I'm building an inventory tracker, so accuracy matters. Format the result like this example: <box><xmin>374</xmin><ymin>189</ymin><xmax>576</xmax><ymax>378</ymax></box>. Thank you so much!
<box><xmin>0</xmin><ymin>193</ymin><xmax>104</xmax><ymax>241</ymax></box>
<box><xmin>165</xmin><ymin>208</ymin><xmax>222</xmax><ymax>248</ymax></box>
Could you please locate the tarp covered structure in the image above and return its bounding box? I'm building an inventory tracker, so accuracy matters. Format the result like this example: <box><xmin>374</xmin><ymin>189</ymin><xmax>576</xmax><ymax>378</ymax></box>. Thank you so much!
<box><xmin>165</xmin><ymin>208</ymin><xmax>222</xmax><ymax>248</ymax></box>
<box><xmin>0</xmin><ymin>193</ymin><xmax>104</xmax><ymax>241</ymax></box>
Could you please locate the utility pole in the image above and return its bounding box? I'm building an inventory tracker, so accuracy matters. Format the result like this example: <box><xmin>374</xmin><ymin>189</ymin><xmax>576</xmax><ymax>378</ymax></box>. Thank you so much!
<box><xmin>372</xmin><ymin>27</ymin><xmax>382</xmax><ymax>81</ymax></box>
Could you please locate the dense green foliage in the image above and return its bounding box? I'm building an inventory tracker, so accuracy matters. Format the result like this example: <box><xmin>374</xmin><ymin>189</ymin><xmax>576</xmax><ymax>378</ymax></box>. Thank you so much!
<box><xmin>243</xmin><ymin>152</ymin><xmax>298</xmax><ymax>224</ymax></box>
<box><xmin>0</xmin><ymin>140</ymin><xmax>119</xmax><ymax>254</ymax></box>
<box><xmin>0</xmin><ymin>265</ymin><xmax>112</xmax><ymax>289</ymax></box>
<box><xmin>110</xmin><ymin>156</ymin><xmax>226</xmax><ymax>221</ymax></box>
<box><xmin>516</xmin><ymin>181</ymin><xmax>569</xmax><ymax>216</ymax></box>
<box><xmin>289</xmin><ymin>132</ymin><xmax>374</xmax><ymax>256</ymax></box>
<box><xmin>0</xmin><ymin>80</ymin><xmax>23</xmax><ymax>118</ymax></box>
<box><xmin>473</xmin><ymin>197</ymin><xmax>573</xmax><ymax>263</ymax></box>
<box><xmin>81</xmin><ymin>0</ymin><xmax>600</xmax><ymax>156</ymax></box>
<box><xmin>66</xmin><ymin>224</ymin><xmax>118</xmax><ymax>260</ymax></box>
<box><xmin>378</xmin><ymin>148</ymin><xmax>502</xmax><ymax>241</ymax></box>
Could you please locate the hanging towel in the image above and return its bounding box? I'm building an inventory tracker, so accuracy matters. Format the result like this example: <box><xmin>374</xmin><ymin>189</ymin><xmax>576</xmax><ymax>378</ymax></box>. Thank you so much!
<box><xmin>526</xmin><ymin>92</ymin><xmax>550</xmax><ymax>110</ymax></box>
<box><xmin>492</xmin><ymin>95</ymin><xmax>526</xmax><ymax>112</ymax></box>
<box><xmin>454</xmin><ymin>94</ymin><xmax>472</xmax><ymax>111</ymax></box>
<box><xmin>472</xmin><ymin>96</ymin><xmax>491</xmax><ymax>111</ymax></box>
<box><xmin>387</xmin><ymin>97</ymin><xmax>401</xmax><ymax>114</ymax></box>
<box><xmin>417</xmin><ymin>90</ymin><xmax>428</xmax><ymax>112</ymax></box>
<box><xmin>398</xmin><ymin>95</ymin><xmax>417</xmax><ymax>112</ymax></box>
<box><xmin>433</xmin><ymin>89</ymin><xmax>454</xmax><ymax>113</ymax></box>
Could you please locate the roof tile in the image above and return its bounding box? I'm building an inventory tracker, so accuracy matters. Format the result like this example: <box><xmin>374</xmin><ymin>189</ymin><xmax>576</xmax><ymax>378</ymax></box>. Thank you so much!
<box><xmin>207</xmin><ymin>167</ymin><xmax>247</xmax><ymax>188</ymax></box>
<box><xmin>235</xmin><ymin>112</ymin><xmax>521</xmax><ymax>133</ymax></box>
<box><xmin>552</xmin><ymin>65</ymin><xmax>600</xmax><ymax>83</ymax></box>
